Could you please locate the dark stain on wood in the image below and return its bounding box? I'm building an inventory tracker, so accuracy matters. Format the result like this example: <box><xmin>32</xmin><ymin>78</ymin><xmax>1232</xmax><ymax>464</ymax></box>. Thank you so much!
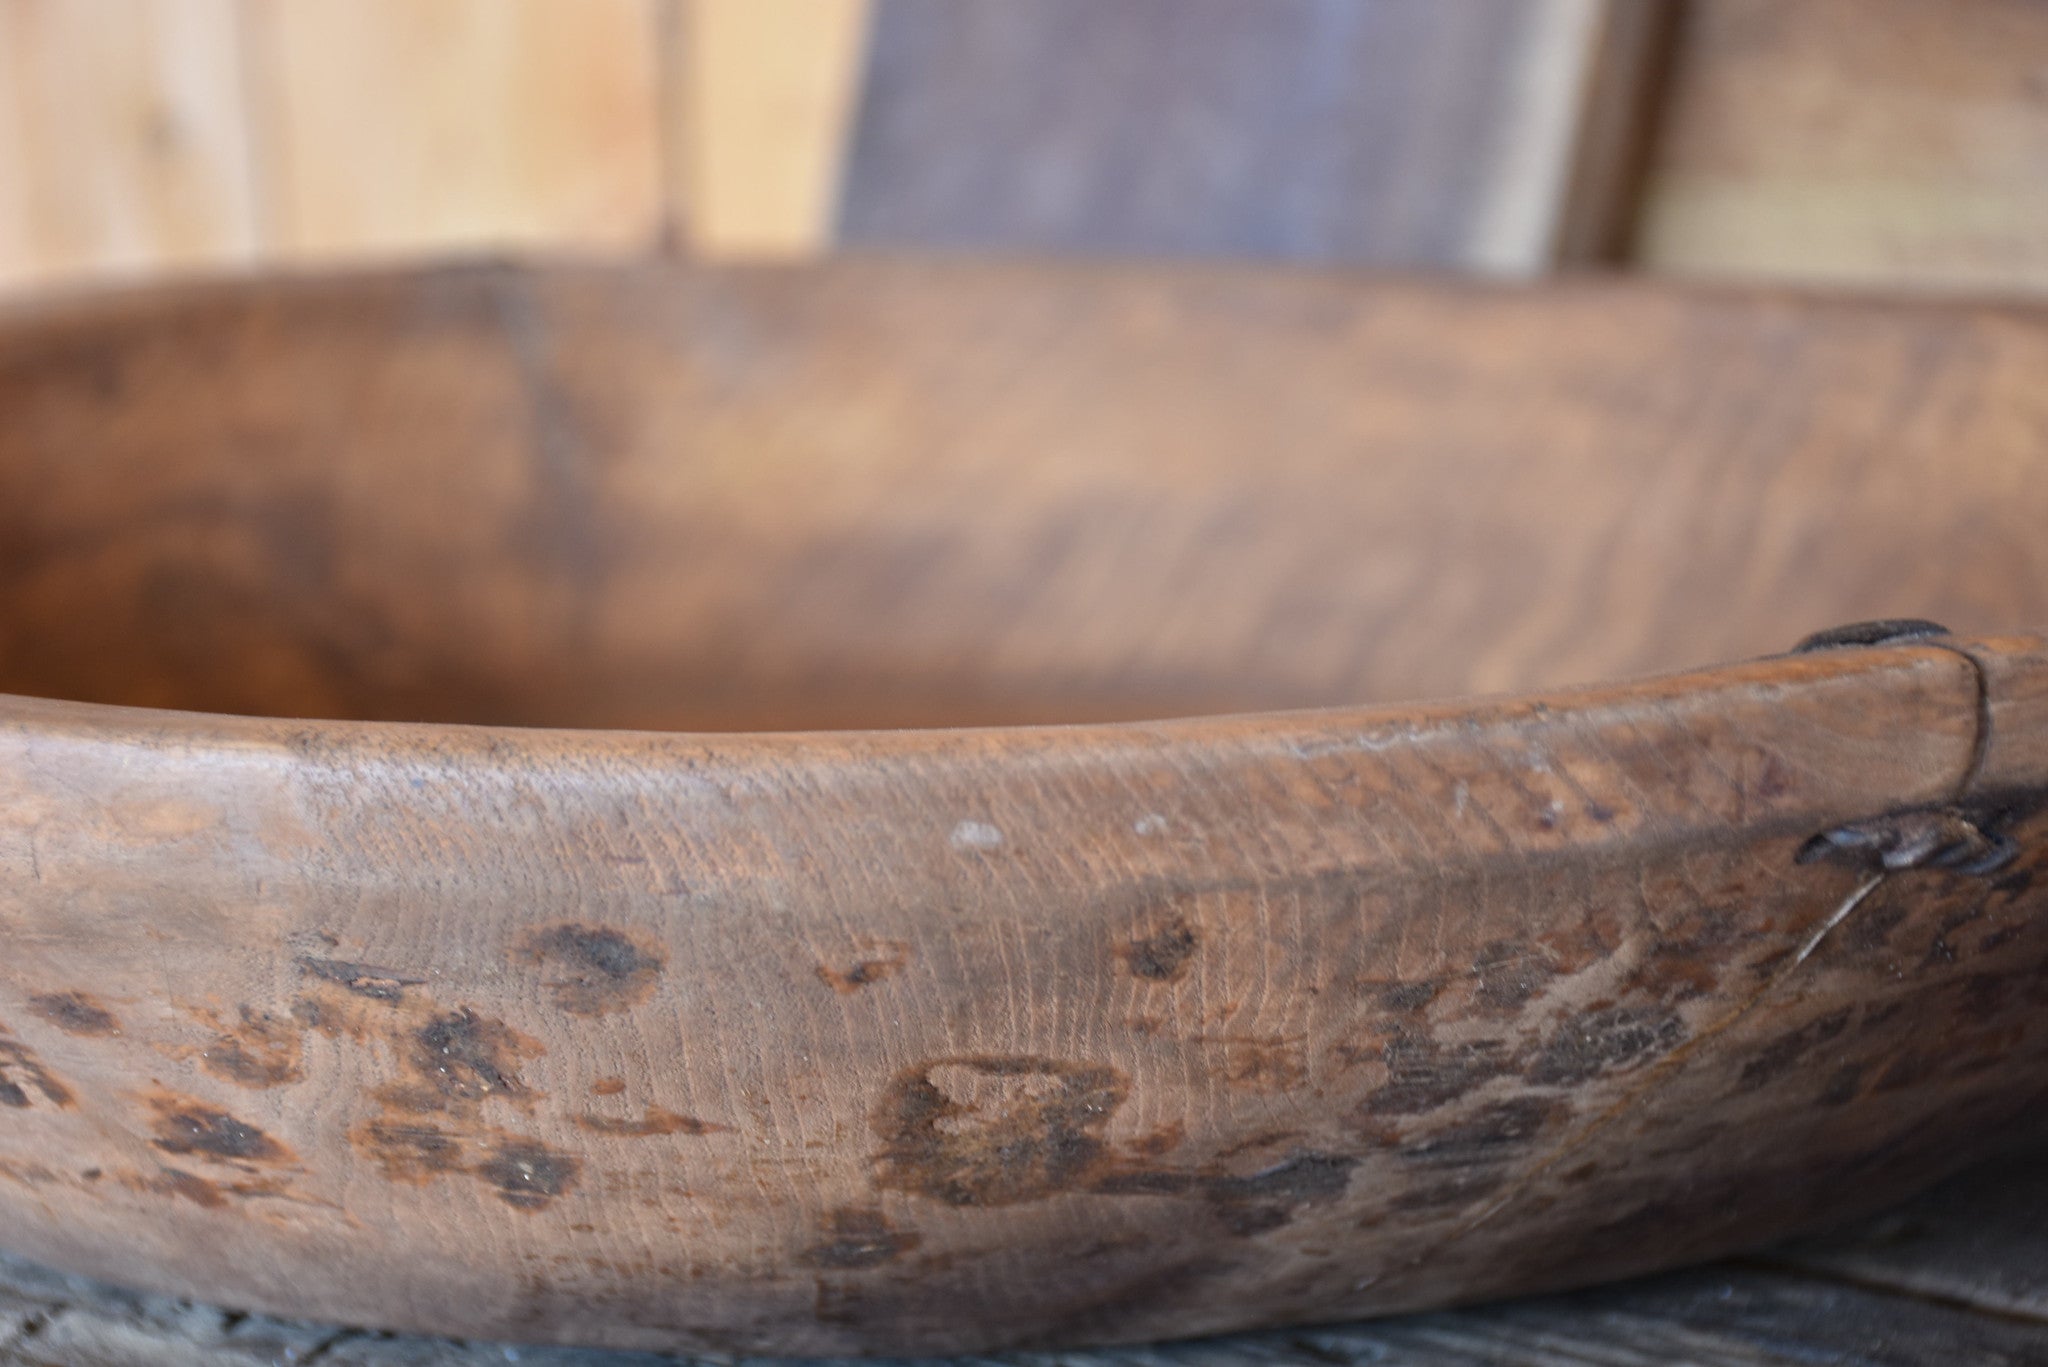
<box><xmin>1399</xmin><ymin>1098</ymin><xmax>1563</xmax><ymax>1168</ymax></box>
<box><xmin>197</xmin><ymin>1007</ymin><xmax>304</xmax><ymax>1089</ymax></box>
<box><xmin>354</xmin><ymin>1119</ymin><xmax>468</xmax><ymax>1185</ymax></box>
<box><xmin>1389</xmin><ymin>1169</ymin><xmax>1508</xmax><ymax>1213</ymax></box>
<box><xmin>146</xmin><ymin>1096</ymin><xmax>292</xmax><ymax>1166</ymax></box>
<box><xmin>1131</xmin><ymin>1120</ymin><xmax>1186</xmax><ymax>1157</ymax></box>
<box><xmin>474</xmin><ymin>1139</ymin><xmax>581</xmax><ymax>1211</ymax></box>
<box><xmin>1198</xmin><ymin>1152</ymin><xmax>1358</xmax><ymax>1236</ymax></box>
<box><xmin>1119</xmin><ymin>918</ymin><xmax>1198</xmax><ymax>983</ymax></box>
<box><xmin>1217</xmin><ymin>1129</ymin><xmax>1305</xmax><ymax>1160</ymax></box>
<box><xmin>1364</xmin><ymin>1031</ymin><xmax>1517</xmax><ymax>1115</ymax></box>
<box><xmin>801</xmin><ymin>1207</ymin><xmax>922</xmax><ymax>1269</ymax></box>
<box><xmin>1205</xmin><ymin>1036</ymin><xmax>1310</xmax><ymax>1092</ymax></box>
<box><xmin>147</xmin><ymin>1167</ymin><xmax>227</xmax><ymax>1209</ymax></box>
<box><xmin>873</xmin><ymin>1056</ymin><xmax>1128</xmax><ymax>1207</ymax></box>
<box><xmin>515</xmin><ymin>924</ymin><xmax>666</xmax><ymax>1016</ymax></box>
<box><xmin>295</xmin><ymin>960</ymin><xmax>575</xmax><ymax>1206</ymax></box>
<box><xmin>0</xmin><ymin>1030</ymin><xmax>73</xmax><ymax>1110</ymax></box>
<box><xmin>352</xmin><ymin>1119</ymin><xmax>581</xmax><ymax>1212</ymax></box>
<box><xmin>1471</xmin><ymin>940</ymin><xmax>1557</xmax><ymax>1013</ymax></box>
<box><xmin>0</xmin><ymin>1158</ymin><xmax>57</xmax><ymax>1190</ymax></box>
<box><xmin>1090</xmin><ymin>1149</ymin><xmax>1358</xmax><ymax>1236</ymax></box>
<box><xmin>27</xmin><ymin>992</ymin><xmax>120</xmax><ymax>1037</ymax></box>
<box><xmin>872</xmin><ymin>1056</ymin><xmax>1353</xmax><ymax>1235</ymax></box>
<box><xmin>1374</xmin><ymin>978</ymin><xmax>1447</xmax><ymax>1012</ymax></box>
<box><xmin>296</xmin><ymin>957</ymin><xmax>423</xmax><ymax>1002</ymax></box>
<box><xmin>817</xmin><ymin>941</ymin><xmax>911</xmax><ymax>994</ymax></box>
<box><xmin>115</xmin><ymin>1163</ymin><xmax>275</xmax><ymax>1211</ymax></box>
<box><xmin>575</xmin><ymin>1106</ymin><xmax>726</xmax><ymax>1138</ymax></box>
<box><xmin>1525</xmin><ymin>1006</ymin><xmax>1687</xmax><ymax>1086</ymax></box>
<box><xmin>410</xmin><ymin>1008</ymin><xmax>533</xmax><ymax>1105</ymax></box>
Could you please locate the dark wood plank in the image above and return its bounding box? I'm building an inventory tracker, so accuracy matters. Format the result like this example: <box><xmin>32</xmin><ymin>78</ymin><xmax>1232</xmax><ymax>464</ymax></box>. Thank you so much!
<box><xmin>1770</xmin><ymin>1142</ymin><xmax>2048</xmax><ymax>1322</ymax></box>
<box><xmin>1355</xmin><ymin>1268</ymin><xmax>2048</xmax><ymax>1365</ymax></box>
<box><xmin>1548</xmin><ymin>0</ymin><xmax>1678</xmax><ymax>266</ymax></box>
<box><xmin>838</xmin><ymin>0</ymin><xmax>1609</xmax><ymax>271</ymax></box>
<box><xmin>7</xmin><ymin>1244</ymin><xmax>2048</xmax><ymax>1365</ymax></box>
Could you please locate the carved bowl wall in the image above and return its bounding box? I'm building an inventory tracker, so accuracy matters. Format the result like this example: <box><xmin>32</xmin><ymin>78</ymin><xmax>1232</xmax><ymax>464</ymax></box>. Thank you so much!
<box><xmin>1</xmin><ymin>260</ymin><xmax>2045</xmax><ymax>1354</ymax></box>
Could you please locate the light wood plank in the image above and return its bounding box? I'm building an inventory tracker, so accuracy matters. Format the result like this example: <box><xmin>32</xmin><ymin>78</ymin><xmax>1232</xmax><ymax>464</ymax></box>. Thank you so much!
<box><xmin>0</xmin><ymin>0</ymin><xmax>257</xmax><ymax>290</ymax></box>
<box><xmin>678</xmin><ymin>0</ymin><xmax>872</xmax><ymax>259</ymax></box>
<box><xmin>249</xmin><ymin>0</ymin><xmax>666</xmax><ymax>262</ymax></box>
<box><xmin>1634</xmin><ymin>0</ymin><xmax>2048</xmax><ymax>292</ymax></box>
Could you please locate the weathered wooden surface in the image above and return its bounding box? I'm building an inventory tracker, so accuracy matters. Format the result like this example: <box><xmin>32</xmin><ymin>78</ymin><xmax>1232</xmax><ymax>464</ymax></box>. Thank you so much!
<box><xmin>10</xmin><ymin>634</ymin><xmax>2045</xmax><ymax>1354</ymax></box>
<box><xmin>4</xmin><ymin>264</ymin><xmax>2048</xmax><ymax>1353</ymax></box>
<box><xmin>7</xmin><ymin>1141</ymin><xmax>2048</xmax><ymax>1364</ymax></box>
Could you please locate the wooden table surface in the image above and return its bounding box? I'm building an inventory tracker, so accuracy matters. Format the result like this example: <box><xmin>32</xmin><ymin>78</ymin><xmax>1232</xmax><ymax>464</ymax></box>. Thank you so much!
<box><xmin>3</xmin><ymin>1134</ymin><xmax>2045</xmax><ymax>1365</ymax></box>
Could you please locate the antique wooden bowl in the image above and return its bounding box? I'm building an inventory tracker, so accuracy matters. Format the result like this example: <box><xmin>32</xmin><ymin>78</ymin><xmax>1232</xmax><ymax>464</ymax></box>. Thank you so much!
<box><xmin>2</xmin><ymin>259</ymin><xmax>2047</xmax><ymax>1356</ymax></box>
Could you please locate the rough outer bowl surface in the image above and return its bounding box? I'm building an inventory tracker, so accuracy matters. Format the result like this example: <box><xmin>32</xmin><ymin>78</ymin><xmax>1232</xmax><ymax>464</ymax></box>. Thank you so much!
<box><xmin>3</xmin><ymin>259</ymin><xmax>2048</xmax><ymax>1355</ymax></box>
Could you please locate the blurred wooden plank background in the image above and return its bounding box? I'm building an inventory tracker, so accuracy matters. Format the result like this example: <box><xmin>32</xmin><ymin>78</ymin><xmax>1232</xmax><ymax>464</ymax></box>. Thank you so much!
<box><xmin>0</xmin><ymin>0</ymin><xmax>2043</xmax><ymax>293</ymax></box>
<box><xmin>835</xmin><ymin>0</ymin><xmax>1646</xmax><ymax>272</ymax></box>
<box><xmin>0</xmin><ymin>0</ymin><xmax>258</xmax><ymax>289</ymax></box>
<box><xmin>249</xmin><ymin>0</ymin><xmax>669</xmax><ymax>262</ymax></box>
<box><xmin>1631</xmin><ymin>0</ymin><xmax>2048</xmax><ymax>292</ymax></box>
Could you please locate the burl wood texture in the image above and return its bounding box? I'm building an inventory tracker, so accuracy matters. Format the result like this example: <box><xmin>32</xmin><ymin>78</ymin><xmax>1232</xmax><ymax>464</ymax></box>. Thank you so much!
<box><xmin>1</xmin><ymin>264</ymin><xmax>2047</xmax><ymax>1353</ymax></box>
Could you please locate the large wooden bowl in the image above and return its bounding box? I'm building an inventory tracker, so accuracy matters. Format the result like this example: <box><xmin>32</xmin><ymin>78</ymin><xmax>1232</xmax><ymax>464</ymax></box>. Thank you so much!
<box><xmin>2</xmin><ymin>259</ymin><xmax>2047</xmax><ymax>1355</ymax></box>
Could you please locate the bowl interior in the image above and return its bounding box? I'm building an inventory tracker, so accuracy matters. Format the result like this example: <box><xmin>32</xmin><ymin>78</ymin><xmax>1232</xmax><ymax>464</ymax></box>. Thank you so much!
<box><xmin>1</xmin><ymin>260</ymin><xmax>2043</xmax><ymax>732</ymax></box>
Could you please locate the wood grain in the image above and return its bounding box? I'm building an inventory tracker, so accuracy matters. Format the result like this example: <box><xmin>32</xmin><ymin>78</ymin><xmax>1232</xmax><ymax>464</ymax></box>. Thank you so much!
<box><xmin>247</xmin><ymin>0</ymin><xmax>666</xmax><ymax>262</ymax></box>
<box><xmin>0</xmin><ymin>0</ymin><xmax>258</xmax><ymax>289</ymax></box>
<box><xmin>6</xmin><ymin>260</ymin><xmax>2048</xmax><ymax>730</ymax></box>
<box><xmin>3</xmin><ymin>264</ymin><xmax>2048</xmax><ymax>1353</ymax></box>
<box><xmin>837</xmin><ymin>0</ymin><xmax>1640</xmax><ymax>272</ymax></box>
<box><xmin>1634</xmin><ymin>0</ymin><xmax>2048</xmax><ymax>292</ymax></box>
<box><xmin>0</xmin><ymin>626</ymin><xmax>2045</xmax><ymax>1353</ymax></box>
